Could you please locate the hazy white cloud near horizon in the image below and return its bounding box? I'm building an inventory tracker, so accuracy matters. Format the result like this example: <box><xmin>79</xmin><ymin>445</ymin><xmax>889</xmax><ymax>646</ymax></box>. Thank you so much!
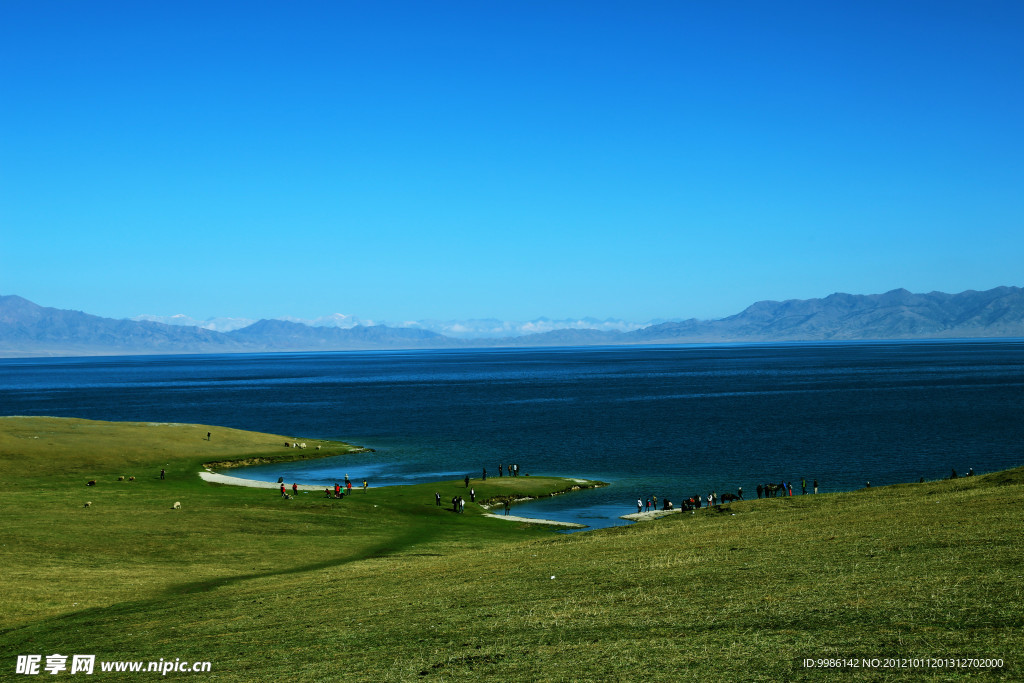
<box><xmin>2</xmin><ymin>1</ymin><xmax>1021</xmax><ymax>322</ymax></box>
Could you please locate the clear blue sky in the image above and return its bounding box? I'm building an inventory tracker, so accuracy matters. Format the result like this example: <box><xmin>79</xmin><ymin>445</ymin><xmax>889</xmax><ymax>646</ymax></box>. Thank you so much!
<box><xmin>2</xmin><ymin>1</ymin><xmax>1022</xmax><ymax>322</ymax></box>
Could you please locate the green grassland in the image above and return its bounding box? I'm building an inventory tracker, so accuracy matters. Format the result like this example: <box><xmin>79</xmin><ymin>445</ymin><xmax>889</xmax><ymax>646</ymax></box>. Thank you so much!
<box><xmin>1</xmin><ymin>417</ymin><xmax>1022</xmax><ymax>681</ymax></box>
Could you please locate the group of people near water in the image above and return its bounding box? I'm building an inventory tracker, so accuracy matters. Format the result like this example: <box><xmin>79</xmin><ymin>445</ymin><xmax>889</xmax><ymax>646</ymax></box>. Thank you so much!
<box><xmin>494</xmin><ymin>463</ymin><xmax>520</xmax><ymax>477</ymax></box>
<box><xmin>477</xmin><ymin>463</ymin><xmax>521</xmax><ymax>483</ymax></box>
<box><xmin>272</xmin><ymin>473</ymin><xmax>370</xmax><ymax>499</ymax></box>
<box><xmin>436</xmin><ymin>490</ymin><xmax>473</xmax><ymax>513</ymax></box>
<box><xmin>323</xmin><ymin>480</ymin><xmax>351</xmax><ymax>498</ymax></box>
<box><xmin>634</xmin><ymin>489</ymin><xmax>743</xmax><ymax>513</ymax></box>
<box><xmin>757</xmin><ymin>478</ymin><xmax>818</xmax><ymax>497</ymax></box>
<box><xmin>635</xmin><ymin>478</ymin><xmax>824</xmax><ymax>513</ymax></box>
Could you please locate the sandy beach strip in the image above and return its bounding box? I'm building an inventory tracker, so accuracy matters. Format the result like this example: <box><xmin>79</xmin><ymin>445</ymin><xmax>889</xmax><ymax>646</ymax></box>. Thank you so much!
<box><xmin>620</xmin><ymin>508</ymin><xmax>683</xmax><ymax>522</ymax></box>
<box><xmin>482</xmin><ymin>513</ymin><xmax>587</xmax><ymax>529</ymax></box>
<box><xmin>199</xmin><ymin>471</ymin><xmax>328</xmax><ymax>491</ymax></box>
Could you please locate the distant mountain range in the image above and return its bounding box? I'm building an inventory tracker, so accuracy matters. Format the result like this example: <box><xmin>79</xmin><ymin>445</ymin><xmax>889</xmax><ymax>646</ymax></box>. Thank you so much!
<box><xmin>3</xmin><ymin>286</ymin><xmax>1024</xmax><ymax>357</ymax></box>
<box><xmin>130</xmin><ymin>312</ymin><xmax>657</xmax><ymax>338</ymax></box>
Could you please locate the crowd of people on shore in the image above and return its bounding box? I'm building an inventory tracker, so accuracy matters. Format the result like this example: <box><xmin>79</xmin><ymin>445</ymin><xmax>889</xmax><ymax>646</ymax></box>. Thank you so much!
<box><xmin>634</xmin><ymin>478</ymin><xmax>825</xmax><ymax>513</ymax></box>
<box><xmin>273</xmin><ymin>472</ymin><xmax>374</xmax><ymax>500</ymax></box>
<box><xmin>756</xmin><ymin>478</ymin><xmax>818</xmax><ymax>497</ymax></box>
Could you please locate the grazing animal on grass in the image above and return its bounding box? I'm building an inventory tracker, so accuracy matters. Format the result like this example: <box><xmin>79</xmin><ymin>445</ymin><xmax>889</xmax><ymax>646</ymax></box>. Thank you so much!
<box><xmin>316</xmin><ymin>445</ymin><xmax>321</xmax><ymax>451</ymax></box>
<box><xmin>128</xmin><ymin>476</ymin><xmax>135</xmax><ymax>481</ymax></box>
<box><xmin>87</xmin><ymin>480</ymin><xmax>96</xmax><ymax>486</ymax></box>
<box><xmin>172</xmin><ymin>501</ymin><xmax>181</xmax><ymax>510</ymax></box>
<box><xmin>284</xmin><ymin>441</ymin><xmax>290</xmax><ymax>447</ymax></box>
<box><xmin>84</xmin><ymin>502</ymin><xmax>92</xmax><ymax>508</ymax></box>
<box><xmin>299</xmin><ymin>443</ymin><xmax>306</xmax><ymax>449</ymax></box>
<box><xmin>720</xmin><ymin>493</ymin><xmax>739</xmax><ymax>503</ymax></box>
<box><xmin>117</xmin><ymin>476</ymin><xmax>125</xmax><ymax>481</ymax></box>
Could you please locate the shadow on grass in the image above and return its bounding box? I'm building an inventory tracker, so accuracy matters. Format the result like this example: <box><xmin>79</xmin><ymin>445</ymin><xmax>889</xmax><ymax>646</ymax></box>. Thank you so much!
<box><xmin>168</xmin><ymin>524</ymin><xmax>443</xmax><ymax>596</ymax></box>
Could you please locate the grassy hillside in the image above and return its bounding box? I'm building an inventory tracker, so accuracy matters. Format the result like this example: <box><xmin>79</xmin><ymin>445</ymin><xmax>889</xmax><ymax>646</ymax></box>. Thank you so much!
<box><xmin>1</xmin><ymin>417</ymin><xmax>1021</xmax><ymax>681</ymax></box>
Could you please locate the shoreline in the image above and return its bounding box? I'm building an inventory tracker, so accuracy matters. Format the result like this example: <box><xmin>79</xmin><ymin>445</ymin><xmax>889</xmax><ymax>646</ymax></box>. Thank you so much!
<box><xmin>199</xmin><ymin>470</ymin><xmax>593</xmax><ymax>527</ymax></box>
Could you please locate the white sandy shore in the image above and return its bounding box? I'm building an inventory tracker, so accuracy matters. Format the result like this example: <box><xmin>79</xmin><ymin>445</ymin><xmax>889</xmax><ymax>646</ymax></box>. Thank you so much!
<box><xmin>620</xmin><ymin>508</ymin><xmax>682</xmax><ymax>522</ymax></box>
<box><xmin>199</xmin><ymin>471</ymin><xmax>327</xmax><ymax>491</ymax></box>
<box><xmin>482</xmin><ymin>513</ymin><xmax>587</xmax><ymax>529</ymax></box>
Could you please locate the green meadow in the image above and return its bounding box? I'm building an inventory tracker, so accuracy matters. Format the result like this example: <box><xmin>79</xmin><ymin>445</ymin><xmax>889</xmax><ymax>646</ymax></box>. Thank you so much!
<box><xmin>1</xmin><ymin>417</ymin><xmax>1021</xmax><ymax>681</ymax></box>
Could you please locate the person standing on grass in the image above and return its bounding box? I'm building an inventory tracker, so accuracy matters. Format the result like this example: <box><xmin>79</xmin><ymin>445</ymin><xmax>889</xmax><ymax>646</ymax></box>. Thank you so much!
<box><xmin>363</xmin><ymin>479</ymin><xmax>367</xmax><ymax>492</ymax></box>
<box><xmin>652</xmin><ymin>495</ymin><xmax>658</xmax><ymax>510</ymax></box>
<box><xmin>465</xmin><ymin>474</ymin><xmax>470</xmax><ymax>488</ymax></box>
<box><xmin>459</xmin><ymin>497</ymin><xmax>465</xmax><ymax>513</ymax></box>
<box><xmin>499</xmin><ymin>464</ymin><xmax>503</xmax><ymax>477</ymax></box>
<box><xmin>482</xmin><ymin>467</ymin><xmax>487</xmax><ymax>480</ymax></box>
<box><xmin>292</xmin><ymin>483</ymin><xmax>298</xmax><ymax>497</ymax></box>
<box><xmin>801</xmin><ymin>478</ymin><xmax>807</xmax><ymax>495</ymax></box>
<box><xmin>280</xmin><ymin>484</ymin><xmax>286</xmax><ymax>497</ymax></box>
<box><xmin>160</xmin><ymin>469</ymin><xmax>165</xmax><ymax>480</ymax></box>
<box><xmin>335</xmin><ymin>483</ymin><xmax>341</xmax><ymax>498</ymax></box>
<box><xmin>435</xmin><ymin>492</ymin><xmax>441</xmax><ymax>506</ymax></box>
<box><xmin>346</xmin><ymin>480</ymin><xmax>352</xmax><ymax>495</ymax></box>
<box><xmin>637</xmin><ymin>499</ymin><xmax>642</xmax><ymax>513</ymax></box>
<box><xmin>813</xmin><ymin>479</ymin><xmax>818</xmax><ymax>494</ymax></box>
<box><xmin>504</xmin><ymin>499</ymin><xmax>510</xmax><ymax>515</ymax></box>
<box><xmin>470</xmin><ymin>488</ymin><xmax>475</xmax><ymax>502</ymax></box>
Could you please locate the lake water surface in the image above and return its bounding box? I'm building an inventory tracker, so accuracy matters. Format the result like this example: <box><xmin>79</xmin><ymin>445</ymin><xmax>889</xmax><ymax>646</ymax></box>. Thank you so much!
<box><xmin>2</xmin><ymin>341</ymin><xmax>1022</xmax><ymax>529</ymax></box>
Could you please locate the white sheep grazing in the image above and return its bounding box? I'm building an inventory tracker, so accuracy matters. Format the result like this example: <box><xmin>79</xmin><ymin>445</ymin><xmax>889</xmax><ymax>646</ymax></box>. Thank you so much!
<box><xmin>316</xmin><ymin>445</ymin><xmax>321</xmax><ymax>451</ymax></box>
<box><xmin>299</xmin><ymin>443</ymin><xmax>306</xmax><ymax>449</ymax></box>
<box><xmin>84</xmin><ymin>502</ymin><xmax>92</xmax><ymax>508</ymax></box>
<box><xmin>172</xmin><ymin>501</ymin><xmax>181</xmax><ymax>510</ymax></box>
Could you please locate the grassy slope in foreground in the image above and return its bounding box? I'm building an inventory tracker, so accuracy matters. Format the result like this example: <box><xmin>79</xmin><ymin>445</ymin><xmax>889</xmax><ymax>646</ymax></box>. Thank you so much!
<box><xmin>2</xmin><ymin>417</ymin><xmax>1023</xmax><ymax>682</ymax></box>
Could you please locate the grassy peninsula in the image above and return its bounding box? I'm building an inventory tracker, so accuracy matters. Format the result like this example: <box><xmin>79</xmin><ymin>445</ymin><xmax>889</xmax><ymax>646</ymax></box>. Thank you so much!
<box><xmin>1</xmin><ymin>417</ymin><xmax>1021</xmax><ymax>681</ymax></box>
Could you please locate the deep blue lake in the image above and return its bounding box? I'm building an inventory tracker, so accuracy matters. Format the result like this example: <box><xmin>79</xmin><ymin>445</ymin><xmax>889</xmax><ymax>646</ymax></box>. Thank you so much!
<box><xmin>2</xmin><ymin>341</ymin><xmax>1023</xmax><ymax>529</ymax></box>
